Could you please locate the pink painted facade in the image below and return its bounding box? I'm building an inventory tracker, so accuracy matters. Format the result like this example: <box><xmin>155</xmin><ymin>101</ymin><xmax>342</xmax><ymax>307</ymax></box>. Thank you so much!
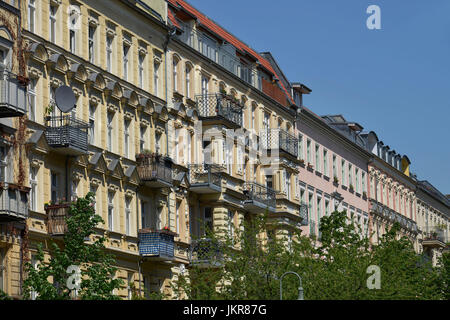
<box><xmin>295</xmin><ymin>109</ymin><xmax>370</xmax><ymax>238</ymax></box>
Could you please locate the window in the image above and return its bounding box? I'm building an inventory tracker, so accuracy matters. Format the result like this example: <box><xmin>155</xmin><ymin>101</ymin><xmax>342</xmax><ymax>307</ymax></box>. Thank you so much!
<box><xmin>266</xmin><ymin>175</ymin><xmax>273</xmax><ymax>190</ymax></box>
<box><xmin>155</xmin><ymin>132</ymin><xmax>161</xmax><ymax>154</ymax></box>
<box><xmin>88</xmin><ymin>25</ymin><xmax>96</xmax><ymax>63</ymax></box>
<box><xmin>315</xmin><ymin>144</ymin><xmax>320</xmax><ymax>172</ymax></box>
<box><xmin>29</xmin><ymin>166</ymin><xmax>37</xmax><ymax>211</ymax></box>
<box><xmin>176</xmin><ymin>201</ymin><xmax>181</xmax><ymax>234</ymax></box>
<box><xmin>306</xmin><ymin>139</ymin><xmax>311</xmax><ymax>163</ymax></box>
<box><xmin>28</xmin><ymin>0</ymin><xmax>35</xmax><ymax>32</ymax></box>
<box><xmin>355</xmin><ymin>168</ymin><xmax>360</xmax><ymax>193</ymax></box>
<box><xmin>348</xmin><ymin>164</ymin><xmax>353</xmax><ymax>189</ymax></box>
<box><xmin>125</xmin><ymin>197</ymin><xmax>131</xmax><ymax>236</ymax></box>
<box><xmin>298</xmin><ymin>134</ymin><xmax>303</xmax><ymax>160</ymax></box>
<box><xmin>107</xmin><ymin>113</ymin><xmax>113</xmax><ymax>152</ymax></box>
<box><xmin>263</xmin><ymin>112</ymin><xmax>270</xmax><ymax>128</ymax></box>
<box><xmin>204</xmin><ymin>207</ymin><xmax>213</xmax><ymax>235</ymax></box>
<box><xmin>141</xmin><ymin>201</ymin><xmax>147</xmax><ymax>229</ymax></box>
<box><xmin>154</xmin><ymin>62</ymin><xmax>160</xmax><ymax>96</ymax></box>
<box><xmin>28</xmin><ymin>79</ymin><xmax>36</xmax><ymax>121</ymax></box>
<box><xmin>173</xmin><ymin>58</ymin><xmax>178</xmax><ymax>92</ymax></box>
<box><xmin>124</xmin><ymin>119</ymin><xmax>130</xmax><ymax>158</ymax></box>
<box><xmin>106</xmin><ymin>35</ymin><xmax>113</xmax><ymax>72</ymax></box>
<box><xmin>127</xmin><ymin>273</ymin><xmax>133</xmax><ymax>300</ymax></box>
<box><xmin>332</xmin><ymin>155</ymin><xmax>337</xmax><ymax>179</ymax></box>
<box><xmin>69</xmin><ymin>13</ymin><xmax>77</xmax><ymax>54</ymax></box>
<box><xmin>140</xmin><ymin>126</ymin><xmax>146</xmax><ymax>152</ymax></box>
<box><xmin>325</xmin><ymin>199</ymin><xmax>330</xmax><ymax>216</ymax></box>
<box><xmin>201</xmin><ymin>75</ymin><xmax>208</xmax><ymax>98</ymax></box>
<box><xmin>323</xmin><ymin>149</ymin><xmax>328</xmax><ymax>176</ymax></box>
<box><xmin>108</xmin><ymin>192</ymin><xmax>114</xmax><ymax>231</ymax></box>
<box><xmin>341</xmin><ymin>159</ymin><xmax>346</xmax><ymax>186</ymax></box>
<box><xmin>51</xmin><ymin>171</ymin><xmax>58</xmax><ymax>202</ymax></box>
<box><xmin>89</xmin><ymin>104</ymin><xmax>95</xmax><ymax>145</ymax></box>
<box><xmin>71</xmin><ymin>179</ymin><xmax>78</xmax><ymax>201</ymax></box>
<box><xmin>123</xmin><ymin>43</ymin><xmax>130</xmax><ymax>81</ymax></box>
<box><xmin>285</xmin><ymin>171</ymin><xmax>291</xmax><ymax>200</ymax></box>
<box><xmin>49</xmin><ymin>4</ymin><xmax>57</xmax><ymax>43</ymax></box>
<box><xmin>185</xmin><ymin>65</ymin><xmax>191</xmax><ymax>98</ymax></box>
<box><xmin>90</xmin><ymin>185</ymin><xmax>98</xmax><ymax>214</ymax></box>
<box><xmin>138</xmin><ymin>53</ymin><xmax>145</xmax><ymax>88</ymax></box>
<box><xmin>251</xmin><ymin>106</ymin><xmax>256</xmax><ymax>130</ymax></box>
<box><xmin>362</xmin><ymin>172</ymin><xmax>367</xmax><ymax>193</ymax></box>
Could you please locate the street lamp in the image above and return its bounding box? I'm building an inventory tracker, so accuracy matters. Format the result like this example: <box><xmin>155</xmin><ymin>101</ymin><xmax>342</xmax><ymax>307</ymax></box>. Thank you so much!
<box><xmin>279</xmin><ymin>271</ymin><xmax>304</xmax><ymax>300</ymax></box>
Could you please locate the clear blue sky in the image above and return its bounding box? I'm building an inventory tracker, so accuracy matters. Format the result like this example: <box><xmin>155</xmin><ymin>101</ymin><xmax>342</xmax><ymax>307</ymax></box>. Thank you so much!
<box><xmin>186</xmin><ymin>0</ymin><xmax>450</xmax><ymax>194</ymax></box>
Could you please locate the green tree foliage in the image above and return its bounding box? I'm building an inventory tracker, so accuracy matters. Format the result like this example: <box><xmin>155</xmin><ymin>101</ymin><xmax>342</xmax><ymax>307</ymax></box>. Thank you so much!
<box><xmin>22</xmin><ymin>193</ymin><xmax>123</xmax><ymax>300</ymax></box>
<box><xmin>173</xmin><ymin>210</ymin><xmax>446</xmax><ymax>300</ymax></box>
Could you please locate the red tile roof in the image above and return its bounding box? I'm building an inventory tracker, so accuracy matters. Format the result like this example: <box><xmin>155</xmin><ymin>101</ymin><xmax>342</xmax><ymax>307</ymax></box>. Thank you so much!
<box><xmin>167</xmin><ymin>0</ymin><xmax>294</xmax><ymax>106</ymax></box>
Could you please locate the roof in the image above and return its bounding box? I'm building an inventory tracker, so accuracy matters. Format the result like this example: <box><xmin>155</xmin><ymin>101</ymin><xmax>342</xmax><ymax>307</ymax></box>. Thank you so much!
<box><xmin>167</xmin><ymin>0</ymin><xmax>294</xmax><ymax>105</ymax></box>
<box><xmin>417</xmin><ymin>180</ymin><xmax>450</xmax><ymax>209</ymax></box>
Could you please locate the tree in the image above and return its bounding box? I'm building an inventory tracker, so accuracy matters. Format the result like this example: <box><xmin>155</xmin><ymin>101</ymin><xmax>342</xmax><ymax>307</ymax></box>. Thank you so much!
<box><xmin>23</xmin><ymin>193</ymin><xmax>123</xmax><ymax>300</ymax></box>
<box><xmin>173</xmin><ymin>210</ymin><xmax>446</xmax><ymax>300</ymax></box>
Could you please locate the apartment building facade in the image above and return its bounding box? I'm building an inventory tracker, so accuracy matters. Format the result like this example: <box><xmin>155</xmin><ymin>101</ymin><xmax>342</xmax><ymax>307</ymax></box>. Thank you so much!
<box><xmin>0</xmin><ymin>0</ymin><xmax>30</xmax><ymax>299</ymax></box>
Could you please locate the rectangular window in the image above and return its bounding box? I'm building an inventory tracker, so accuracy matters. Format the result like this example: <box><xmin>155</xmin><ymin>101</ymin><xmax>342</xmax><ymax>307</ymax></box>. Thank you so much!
<box><xmin>185</xmin><ymin>66</ymin><xmax>191</xmax><ymax>98</ymax></box>
<box><xmin>323</xmin><ymin>149</ymin><xmax>328</xmax><ymax>176</ymax></box>
<box><xmin>307</xmin><ymin>139</ymin><xmax>311</xmax><ymax>163</ymax></box>
<box><xmin>298</xmin><ymin>134</ymin><xmax>303</xmax><ymax>160</ymax></box>
<box><xmin>125</xmin><ymin>197</ymin><xmax>131</xmax><ymax>236</ymax></box>
<box><xmin>108</xmin><ymin>192</ymin><xmax>114</xmax><ymax>232</ymax></box>
<box><xmin>341</xmin><ymin>159</ymin><xmax>346</xmax><ymax>186</ymax></box>
<box><xmin>173</xmin><ymin>59</ymin><xmax>178</xmax><ymax>92</ymax></box>
<box><xmin>123</xmin><ymin>43</ymin><xmax>130</xmax><ymax>81</ymax></box>
<box><xmin>28</xmin><ymin>79</ymin><xmax>36</xmax><ymax>121</ymax></box>
<box><xmin>362</xmin><ymin>172</ymin><xmax>367</xmax><ymax>193</ymax></box>
<box><xmin>266</xmin><ymin>175</ymin><xmax>273</xmax><ymax>190</ymax></box>
<box><xmin>106</xmin><ymin>35</ymin><xmax>113</xmax><ymax>72</ymax></box>
<box><xmin>69</xmin><ymin>29</ymin><xmax>76</xmax><ymax>54</ymax></box>
<box><xmin>204</xmin><ymin>207</ymin><xmax>213</xmax><ymax>235</ymax></box>
<box><xmin>355</xmin><ymin>168</ymin><xmax>360</xmax><ymax>193</ymax></box>
<box><xmin>315</xmin><ymin>144</ymin><xmax>320</xmax><ymax>172</ymax></box>
<box><xmin>251</xmin><ymin>106</ymin><xmax>256</xmax><ymax>130</ymax></box>
<box><xmin>285</xmin><ymin>171</ymin><xmax>291</xmax><ymax>200</ymax></box>
<box><xmin>28</xmin><ymin>0</ymin><xmax>35</xmax><ymax>33</ymax></box>
<box><xmin>228</xmin><ymin>210</ymin><xmax>234</xmax><ymax>239</ymax></box>
<box><xmin>140</xmin><ymin>126</ymin><xmax>146</xmax><ymax>152</ymax></box>
<box><xmin>176</xmin><ymin>201</ymin><xmax>181</xmax><ymax>234</ymax></box>
<box><xmin>124</xmin><ymin>119</ymin><xmax>130</xmax><ymax>158</ymax></box>
<box><xmin>88</xmin><ymin>25</ymin><xmax>96</xmax><ymax>63</ymax></box>
<box><xmin>49</xmin><ymin>5</ymin><xmax>57</xmax><ymax>43</ymax></box>
<box><xmin>29</xmin><ymin>166</ymin><xmax>37</xmax><ymax>211</ymax></box>
<box><xmin>348</xmin><ymin>164</ymin><xmax>353</xmax><ymax>189</ymax></box>
<box><xmin>138</xmin><ymin>53</ymin><xmax>145</xmax><ymax>88</ymax></box>
<box><xmin>51</xmin><ymin>171</ymin><xmax>58</xmax><ymax>202</ymax></box>
<box><xmin>154</xmin><ymin>62</ymin><xmax>160</xmax><ymax>96</ymax></box>
<box><xmin>201</xmin><ymin>75</ymin><xmax>208</xmax><ymax>98</ymax></box>
<box><xmin>107</xmin><ymin>113</ymin><xmax>113</xmax><ymax>152</ymax></box>
<box><xmin>332</xmin><ymin>154</ymin><xmax>337</xmax><ymax>179</ymax></box>
<box><xmin>155</xmin><ymin>132</ymin><xmax>161</xmax><ymax>154</ymax></box>
<box><xmin>89</xmin><ymin>104</ymin><xmax>95</xmax><ymax>145</ymax></box>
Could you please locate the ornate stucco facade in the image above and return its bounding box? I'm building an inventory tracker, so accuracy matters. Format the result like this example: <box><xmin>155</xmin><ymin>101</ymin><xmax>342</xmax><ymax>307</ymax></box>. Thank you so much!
<box><xmin>0</xmin><ymin>0</ymin><xmax>448</xmax><ymax>299</ymax></box>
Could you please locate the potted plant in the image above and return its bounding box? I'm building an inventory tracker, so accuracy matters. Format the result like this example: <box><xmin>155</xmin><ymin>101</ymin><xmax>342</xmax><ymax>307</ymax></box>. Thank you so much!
<box><xmin>333</xmin><ymin>176</ymin><xmax>339</xmax><ymax>184</ymax></box>
<box><xmin>307</xmin><ymin>163</ymin><xmax>314</xmax><ymax>170</ymax></box>
<box><xmin>349</xmin><ymin>184</ymin><xmax>354</xmax><ymax>192</ymax></box>
<box><xmin>362</xmin><ymin>191</ymin><xmax>367</xmax><ymax>198</ymax></box>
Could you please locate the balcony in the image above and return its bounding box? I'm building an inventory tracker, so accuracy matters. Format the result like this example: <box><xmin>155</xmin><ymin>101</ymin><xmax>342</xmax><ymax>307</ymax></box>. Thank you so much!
<box><xmin>45</xmin><ymin>203</ymin><xmax>70</xmax><ymax>236</ymax></box>
<box><xmin>422</xmin><ymin>227</ymin><xmax>447</xmax><ymax>248</ymax></box>
<box><xmin>44</xmin><ymin>115</ymin><xmax>89</xmax><ymax>156</ymax></box>
<box><xmin>188</xmin><ymin>238</ymin><xmax>223</xmax><ymax>268</ymax></box>
<box><xmin>196</xmin><ymin>94</ymin><xmax>243</xmax><ymax>128</ymax></box>
<box><xmin>260</xmin><ymin>129</ymin><xmax>298</xmax><ymax>158</ymax></box>
<box><xmin>243</xmin><ymin>182</ymin><xmax>276</xmax><ymax>213</ymax></box>
<box><xmin>188</xmin><ymin>164</ymin><xmax>222</xmax><ymax>194</ymax></box>
<box><xmin>0</xmin><ymin>70</ymin><xmax>27</xmax><ymax>118</ymax></box>
<box><xmin>369</xmin><ymin>199</ymin><xmax>418</xmax><ymax>234</ymax></box>
<box><xmin>138</xmin><ymin>229</ymin><xmax>175</xmax><ymax>261</ymax></box>
<box><xmin>136</xmin><ymin>153</ymin><xmax>173</xmax><ymax>188</ymax></box>
<box><xmin>0</xmin><ymin>182</ymin><xmax>29</xmax><ymax>222</ymax></box>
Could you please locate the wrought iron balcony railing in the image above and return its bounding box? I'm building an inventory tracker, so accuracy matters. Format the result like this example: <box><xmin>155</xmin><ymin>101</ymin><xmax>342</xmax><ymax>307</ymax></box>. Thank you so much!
<box><xmin>370</xmin><ymin>199</ymin><xmax>418</xmax><ymax>234</ymax></box>
<box><xmin>260</xmin><ymin>129</ymin><xmax>298</xmax><ymax>158</ymax></box>
<box><xmin>422</xmin><ymin>226</ymin><xmax>447</xmax><ymax>247</ymax></box>
<box><xmin>243</xmin><ymin>182</ymin><xmax>276</xmax><ymax>213</ymax></box>
<box><xmin>0</xmin><ymin>182</ymin><xmax>29</xmax><ymax>222</ymax></box>
<box><xmin>45</xmin><ymin>203</ymin><xmax>70</xmax><ymax>236</ymax></box>
<box><xmin>196</xmin><ymin>94</ymin><xmax>243</xmax><ymax>128</ymax></box>
<box><xmin>0</xmin><ymin>70</ymin><xmax>27</xmax><ymax>118</ymax></box>
<box><xmin>188</xmin><ymin>238</ymin><xmax>223</xmax><ymax>268</ymax></box>
<box><xmin>136</xmin><ymin>153</ymin><xmax>173</xmax><ymax>187</ymax></box>
<box><xmin>44</xmin><ymin>115</ymin><xmax>89</xmax><ymax>155</ymax></box>
<box><xmin>188</xmin><ymin>164</ymin><xmax>222</xmax><ymax>193</ymax></box>
<box><xmin>299</xmin><ymin>202</ymin><xmax>309</xmax><ymax>226</ymax></box>
<box><xmin>138</xmin><ymin>229</ymin><xmax>175</xmax><ymax>260</ymax></box>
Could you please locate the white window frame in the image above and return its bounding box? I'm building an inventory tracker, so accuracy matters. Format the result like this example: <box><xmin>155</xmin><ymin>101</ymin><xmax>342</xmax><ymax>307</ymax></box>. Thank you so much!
<box><xmin>125</xmin><ymin>197</ymin><xmax>131</xmax><ymax>236</ymax></box>
<box><xmin>106</xmin><ymin>35</ymin><xmax>113</xmax><ymax>73</ymax></box>
<box><xmin>28</xmin><ymin>78</ymin><xmax>36</xmax><ymax>121</ymax></box>
<box><xmin>29</xmin><ymin>166</ymin><xmax>37</xmax><ymax>211</ymax></box>
<box><xmin>28</xmin><ymin>0</ymin><xmax>36</xmax><ymax>33</ymax></box>
<box><xmin>108</xmin><ymin>192</ymin><xmax>114</xmax><ymax>232</ymax></box>
<box><xmin>124</xmin><ymin>119</ymin><xmax>130</xmax><ymax>158</ymax></box>
<box><xmin>88</xmin><ymin>25</ymin><xmax>96</xmax><ymax>64</ymax></box>
<box><xmin>107</xmin><ymin>112</ymin><xmax>113</xmax><ymax>152</ymax></box>
<box><xmin>49</xmin><ymin>4</ymin><xmax>57</xmax><ymax>43</ymax></box>
<box><xmin>138</xmin><ymin>52</ymin><xmax>145</xmax><ymax>88</ymax></box>
<box><xmin>154</xmin><ymin>62</ymin><xmax>160</xmax><ymax>96</ymax></box>
<box><xmin>123</xmin><ymin>43</ymin><xmax>130</xmax><ymax>81</ymax></box>
<box><xmin>89</xmin><ymin>104</ymin><xmax>95</xmax><ymax>145</ymax></box>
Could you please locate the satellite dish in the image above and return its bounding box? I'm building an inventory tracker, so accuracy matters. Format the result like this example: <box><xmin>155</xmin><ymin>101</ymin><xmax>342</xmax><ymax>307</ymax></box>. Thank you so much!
<box><xmin>55</xmin><ymin>85</ymin><xmax>76</xmax><ymax>113</ymax></box>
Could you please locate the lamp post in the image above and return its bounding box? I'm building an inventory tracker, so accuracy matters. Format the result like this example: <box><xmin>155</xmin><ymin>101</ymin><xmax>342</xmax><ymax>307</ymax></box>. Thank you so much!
<box><xmin>279</xmin><ymin>271</ymin><xmax>304</xmax><ymax>300</ymax></box>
